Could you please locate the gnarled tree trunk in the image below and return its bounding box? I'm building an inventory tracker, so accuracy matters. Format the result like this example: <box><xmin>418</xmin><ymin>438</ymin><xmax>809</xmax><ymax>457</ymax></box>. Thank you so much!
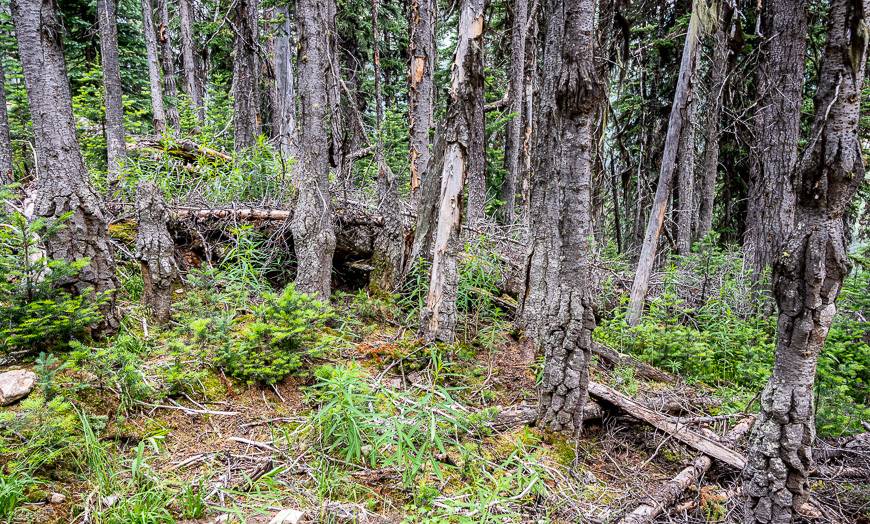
<box><xmin>408</xmin><ymin>0</ymin><xmax>435</xmax><ymax>209</ymax></box>
<box><xmin>420</xmin><ymin>0</ymin><xmax>484</xmax><ymax>343</ymax></box>
<box><xmin>232</xmin><ymin>0</ymin><xmax>261</xmax><ymax>150</ymax></box>
<box><xmin>135</xmin><ymin>183</ymin><xmax>177</xmax><ymax>323</ymax></box>
<box><xmin>292</xmin><ymin>0</ymin><xmax>336</xmax><ymax>299</ymax></box>
<box><xmin>743</xmin><ymin>0</ymin><xmax>806</xmax><ymax>276</ymax></box>
<box><xmin>0</xmin><ymin>61</ymin><xmax>12</xmax><ymax>185</ymax></box>
<box><xmin>742</xmin><ymin>0</ymin><xmax>868</xmax><ymax>521</ymax></box>
<box><xmin>11</xmin><ymin>0</ymin><xmax>119</xmax><ymax>331</ymax></box>
<box><xmin>97</xmin><ymin>0</ymin><xmax>126</xmax><ymax>189</ymax></box>
<box><xmin>157</xmin><ymin>0</ymin><xmax>180</xmax><ymax>132</ymax></box>
<box><xmin>530</xmin><ymin>0</ymin><xmax>604</xmax><ymax>434</ymax></box>
<box><xmin>141</xmin><ymin>0</ymin><xmax>167</xmax><ymax>133</ymax></box>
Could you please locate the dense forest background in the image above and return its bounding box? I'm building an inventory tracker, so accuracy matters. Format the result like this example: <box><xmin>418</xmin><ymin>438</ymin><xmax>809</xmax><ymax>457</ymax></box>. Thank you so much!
<box><xmin>0</xmin><ymin>0</ymin><xmax>868</xmax><ymax>522</ymax></box>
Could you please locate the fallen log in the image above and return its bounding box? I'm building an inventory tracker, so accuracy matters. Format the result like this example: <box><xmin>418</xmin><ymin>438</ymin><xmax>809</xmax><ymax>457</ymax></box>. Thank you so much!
<box><xmin>587</xmin><ymin>381</ymin><xmax>746</xmax><ymax>469</ymax></box>
<box><xmin>131</xmin><ymin>136</ymin><xmax>232</xmax><ymax>163</ymax></box>
<box><xmin>618</xmin><ymin>416</ymin><xmax>754</xmax><ymax>524</ymax></box>
<box><xmin>592</xmin><ymin>342</ymin><xmax>676</xmax><ymax>384</ymax></box>
<box><xmin>490</xmin><ymin>400</ymin><xmax>604</xmax><ymax>431</ymax></box>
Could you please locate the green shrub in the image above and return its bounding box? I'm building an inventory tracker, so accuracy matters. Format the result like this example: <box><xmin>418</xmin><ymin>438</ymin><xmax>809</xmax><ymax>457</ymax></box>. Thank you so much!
<box><xmin>216</xmin><ymin>284</ymin><xmax>334</xmax><ymax>385</ymax></box>
<box><xmin>69</xmin><ymin>333</ymin><xmax>157</xmax><ymax>412</ymax></box>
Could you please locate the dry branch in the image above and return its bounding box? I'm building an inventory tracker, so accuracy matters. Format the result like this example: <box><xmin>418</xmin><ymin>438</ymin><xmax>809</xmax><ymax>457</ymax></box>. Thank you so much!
<box><xmin>131</xmin><ymin>135</ymin><xmax>232</xmax><ymax>162</ymax></box>
<box><xmin>592</xmin><ymin>342</ymin><xmax>677</xmax><ymax>384</ymax></box>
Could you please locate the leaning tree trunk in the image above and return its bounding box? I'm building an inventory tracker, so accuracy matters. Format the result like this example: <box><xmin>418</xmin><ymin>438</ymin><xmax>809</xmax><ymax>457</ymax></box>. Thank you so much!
<box><xmin>292</xmin><ymin>0</ymin><xmax>336</xmax><ymax>299</ymax></box>
<box><xmin>274</xmin><ymin>4</ymin><xmax>297</xmax><ymax>158</ymax></box>
<box><xmin>742</xmin><ymin>0</ymin><xmax>868</xmax><ymax>521</ymax></box>
<box><xmin>0</xmin><ymin>61</ymin><xmax>12</xmax><ymax>185</ymax></box>
<box><xmin>232</xmin><ymin>0</ymin><xmax>261</xmax><ymax>151</ymax></box>
<box><xmin>135</xmin><ymin>183</ymin><xmax>177</xmax><ymax>323</ymax></box>
<box><xmin>743</xmin><ymin>0</ymin><xmax>807</xmax><ymax>276</ymax></box>
<box><xmin>465</xmin><ymin>8</ymin><xmax>487</xmax><ymax>228</ymax></box>
<box><xmin>178</xmin><ymin>0</ymin><xmax>203</xmax><ymax>122</ymax></box>
<box><xmin>695</xmin><ymin>0</ymin><xmax>733</xmax><ymax>242</ymax></box>
<box><xmin>157</xmin><ymin>0</ymin><xmax>180</xmax><ymax>132</ymax></box>
<box><xmin>499</xmin><ymin>0</ymin><xmax>528</xmax><ymax>225</ymax></box>
<box><xmin>625</xmin><ymin>3</ymin><xmax>702</xmax><ymax>326</ymax></box>
<box><xmin>408</xmin><ymin>0</ymin><xmax>435</xmax><ymax>210</ymax></box>
<box><xmin>97</xmin><ymin>0</ymin><xmax>126</xmax><ymax>189</ymax></box>
<box><xmin>529</xmin><ymin>0</ymin><xmax>603</xmax><ymax>434</ymax></box>
<box><xmin>420</xmin><ymin>0</ymin><xmax>484</xmax><ymax>343</ymax></box>
<box><xmin>11</xmin><ymin>0</ymin><xmax>119</xmax><ymax>331</ymax></box>
<box><xmin>141</xmin><ymin>0</ymin><xmax>167</xmax><ymax>133</ymax></box>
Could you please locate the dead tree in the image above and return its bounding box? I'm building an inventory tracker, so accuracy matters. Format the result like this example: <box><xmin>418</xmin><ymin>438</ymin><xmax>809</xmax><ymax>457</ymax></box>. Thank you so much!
<box><xmin>420</xmin><ymin>0</ymin><xmax>484</xmax><ymax>343</ymax></box>
<box><xmin>179</xmin><ymin>0</ymin><xmax>203</xmax><ymax>122</ymax></box>
<box><xmin>274</xmin><ymin>4</ymin><xmax>297</xmax><ymax>158</ymax></box>
<box><xmin>675</xmin><ymin>95</ymin><xmax>697</xmax><ymax>256</ymax></box>
<box><xmin>742</xmin><ymin>0</ymin><xmax>868</xmax><ymax>521</ymax></box>
<box><xmin>499</xmin><ymin>0</ymin><xmax>529</xmax><ymax>224</ymax></box>
<box><xmin>626</xmin><ymin>2</ymin><xmax>702</xmax><ymax>326</ymax></box>
<box><xmin>135</xmin><ymin>183</ymin><xmax>177</xmax><ymax>322</ymax></box>
<box><xmin>157</xmin><ymin>0</ymin><xmax>180</xmax><ymax>132</ymax></box>
<box><xmin>141</xmin><ymin>0</ymin><xmax>167</xmax><ymax>133</ymax></box>
<box><xmin>0</xmin><ymin>61</ymin><xmax>12</xmax><ymax>185</ymax></box>
<box><xmin>97</xmin><ymin>0</ymin><xmax>126</xmax><ymax>188</ymax></box>
<box><xmin>743</xmin><ymin>0</ymin><xmax>807</xmax><ymax>276</ymax></box>
<box><xmin>292</xmin><ymin>0</ymin><xmax>336</xmax><ymax>299</ymax></box>
<box><xmin>528</xmin><ymin>0</ymin><xmax>604</xmax><ymax>434</ymax></box>
<box><xmin>232</xmin><ymin>0</ymin><xmax>261</xmax><ymax>150</ymax></box>
<box><xmin>408</xmin><ymin>0</ymin><xmax>435</xmax><ymax>209</ymax></box>
<box><xmin>465</xmin><ymin>5</ymin><xmax>487</xmax><ymax>228</ymax></box>
<box><xmin>11</xmin><ymin>0</ymin><xmax>119</xmax><ymax>331</ymax></box>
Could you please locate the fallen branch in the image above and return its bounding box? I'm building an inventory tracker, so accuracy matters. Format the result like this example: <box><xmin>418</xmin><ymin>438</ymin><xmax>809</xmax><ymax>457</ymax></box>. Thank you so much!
<box><xmin>587</xmin><ymin>382</ymin><xmax>745</xmax><ymax>469</ymax></box>
<box><xmin>592</xmin><ymin>342</ymin><xmax>676</xmax><ymax>384</ymax></box>
<box><xmin>619</xmin><ymin>416</ymin><xmax>754</xmax><ymax>524</ymax></box>
<box><xmin>490</xmin><ymin>401</ymin><xmax>604</xmax><ymax>431</ymax></box>
<box><xmin>131</xmin><ymin>136</ymin><xmax>232</xmax><ymax>162</ymax></box>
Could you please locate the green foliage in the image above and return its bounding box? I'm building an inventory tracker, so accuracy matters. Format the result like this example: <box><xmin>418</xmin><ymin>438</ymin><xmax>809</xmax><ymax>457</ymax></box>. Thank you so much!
<box><xmin>0</xmin><ymin>395</ymin><xmax>85</xmax><ymax>472</ymax></box>
<box><xmin>216</xmin><ymin>284</ymin><xmax>334</xmax><ymax>385</ymax></box>
<box><xmin>0</xmin><ymin>471</ymin><xmax>32</xmax><ymax>523</ymax></box>
<box><xmin>0</xmin><ymin>200</ymin><xmax>105</xmax><ymax>352</ymax></box>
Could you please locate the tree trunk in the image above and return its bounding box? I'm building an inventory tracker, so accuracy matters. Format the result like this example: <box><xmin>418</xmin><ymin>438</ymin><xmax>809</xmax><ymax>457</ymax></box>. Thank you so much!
<box><xmin>499</xmin><ymin>0</ymin><xmax>528</xmax><ymax>224</ymax></box>
<box><xmin>274</xmin><ymin>4</ymin><xmax>297</xmax><ymax>158</ymax></box>
<box><xmin>465</xmin><ymin>5</ymin><xmax>487</xmax><ymax>228</ymax></box>
<box><xmin>695</xmin><ymin>0</ymin><xmax>733</xmax><ymax>242</ymax></box>
<box><xmin>11</xmin><ymin>0</ymin><xmax>119</xmax><ymax>331</ymax></box>
<box><xmin>141</xmin><ymin>0</ymin><xmax>167</xmax><ymax>133</ymax></box>
<box><xmin>232</xmin><ymin>0</ymin><xmax>261</xmax><ymax>150</ymax></box>
<box><xmin>97</xmin><ymin>0</ymin><xmax>126</xmax><ymax>189</ymax></box>
<box><xmin>420</xmin><ymin>0</ymin><xmax>484</xmax><ymax>343</ymax></box>
<box><xmin>0</xmin><ymin>61</ymin><xmax>12</xmax><ymax>185</ymax></box>
<box><xmin>292</xmin><ymin>0</ymin><xmax>336</xmax><ymax>299</ymax></box>
<box><xmin>530</xmin><ymin>0</ymin><xmax>603</xmax><ymax>435</ymax></box>
<box><xmin>157</xmin><ymin>0</ymin><xmax>180</xmax><ymax>132</ymax></box>
<box><xmin>675</xmin><ymin>96</ymin><xmax>696</xmax><ymax>256</ymax></box>
<box><xmin>135</xmin><ymin>183</ymin><xmax>177</xmax><ymax>323</ymax></box>
<box><xmin>178</xmin><ymin>0</ymin><xmax>203</xmax><ymax>122</ymax></box>
<box><xmin>742</xmin><ymin>0</ymin><xmax>868</xmax><ymax>521</ymax></box>
<box><xmin>743</xmin><ymin>0</ymin><xmax>807</xmax><ymax>275</ymax></box>
<box><xmin>408</xmin><ymin>0</ymin><xmax>435</xmax><ymax>209</ymax></box>
<box><xmin>625</xmin><ymin>3</ymin><xmax>702</xmax><ymax>326</ymax></box>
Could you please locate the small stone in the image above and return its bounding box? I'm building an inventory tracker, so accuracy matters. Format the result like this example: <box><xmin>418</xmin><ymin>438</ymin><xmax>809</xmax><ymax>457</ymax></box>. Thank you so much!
<box><xmin>0</xmin><ymin>370</ymin><xmax>37</xmax><ymax>406</ymax></box>
<box><xmin>48</xmin><ymin>493</ymin><xmax>66</xmax><ymax>504</ymax></box>
<box><xmin>101</xmin><ymin>494</ymin><xmax>119</xmax><ymax>507</ymax></box>
<box><xmin>269</xmin><ymin>508</ymin><xmax>304</xmax><ymax>524</ymax></box>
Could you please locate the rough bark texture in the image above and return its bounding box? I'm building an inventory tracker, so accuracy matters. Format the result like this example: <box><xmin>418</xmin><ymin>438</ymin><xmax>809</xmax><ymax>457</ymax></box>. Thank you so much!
<box><xmin>625</xmin><ymin>4</ymin><xmax>702</xmax><ymax>326</ymax></box>
<box><xmin>742</xmin><ymin>0</ymin><xmax>868</xmax><ymax>521</ymax></box>
<box><xmin>465</xmin><ymin>6</ymin><xmax>487</xmax><ymax>227</ymax></box>
<box><xmin>141</xmin><ymin>0</ymin><xmax>167</xmax><ymax>133</ymax></box>
<box><xmin>292</xmin><ymin>0</ymin><xmax>336</xmax><ymax>299</ymax></box>
<box><xmin>743</xmin><ymin>0</ymin><xmax>807</xmax><ymax>275</ymax></box>
<box><xmin>408</xmin><ymin>0</ymin><xmax>435</xmax><ymax>209</ymax></box>
<box><xmin>135</xmin><ymin>183</ymin><xmax>177</xmax><ymax>323</ymax></box>
<box><xmin>178</xmin><ymin>0</ymin><xmax>203</xmax><ymax>121</ymax></box>
<box><xmin>11</xmin><ymin>0</ymin><xmax>119</xmax><ymax>330</ymax></box>
<box><xmin>420</xmin><ymin>0</ymin><xmax>484</xmax><ymax>343</ymax></box>
<box><xmin>675</xmin><ymin>95</ymin><xmax>696</xmax><ymax>256</ymax></box>
<box><xmin>0</xmin><ymin>61</ymin><xmax>12</xmax><ymax>185</ymax></box>
<box><xmin>232</xmin><ymin>0</ymin><xmax>261</xmax><ymax>150</ymax></box>
<box><xmin>274</xmin><ymin>4</ymin><xmax>297</xmax><ymax>158</ymax></box>
<box><xmin>531</xmin><ymin>0</ymin><xmax>603</xmax><ymax>435</ymax></box>
<box><xmin>157</xmin><ymin>0</ymin><xmax>180</xmax><ymax>132</ymax></box>
<box><xmin>97</xmin><ymin>0</ymin><xmax>126</xmax><ymax>188</ymax></box>
<box><xmin>695</xmin><ymin>0</ymin><xmax>734</xmax><ymax>242</ymax></box>
<box><xmin>500</xmin><ymin>0</ymin><xmax>528</xmax><ymax>224</ymax></box>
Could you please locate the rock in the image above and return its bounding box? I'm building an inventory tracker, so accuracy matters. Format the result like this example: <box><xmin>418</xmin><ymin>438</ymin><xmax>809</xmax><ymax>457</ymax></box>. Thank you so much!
<box><xmin>269</xmin><ymin>508</ymin><xmax>304</xmax><ymax>524</ymax></box>
<box><xmin>48</xmin><ymin>493</ymin><xmax>66</xmax><ymax>504</ymax></box>
<box><xmin>0</xmin><ymin>370</ymin><xmax>37</xmax><ymax>405</ymax></box>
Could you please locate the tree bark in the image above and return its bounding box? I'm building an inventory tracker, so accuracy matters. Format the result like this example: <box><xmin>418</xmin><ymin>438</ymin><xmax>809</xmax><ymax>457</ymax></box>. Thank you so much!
<box><xmin>97</xmin><ymin>0</ymin><xmax>126</xmax><ymax>189</ymax></box>
<box><xmin>408</xmin><ymin>0</ymin><xmax>435</xmax><ymax>209</ymax></box>
<box><xmin>178</xmin><ymin>0</ymin><xmax>203</xmax><ymax>122</ymax></box>
<box><xmin>675</xmin><ymin>96</ymin><xmax>697</xmax><ymax>256</ymax></box>
<box><xmin>500</xmin><ymin>0</ymin><xmax>528</xmax><ymax>224</ymax></box>
<box><xmin>274</xmin><ymin>4</ymin><xmax>297</xmax><ymax>158</ymax></box>
<box><xmin>157</xmin><ymin>0</ymin><xmax>180</xmax><ymax>132</ymax></box>
<box><xmin>625</xmin><ymin>4</ymin><xmax>702</xmax><ymax>326</ymax></box>
<box><xmin>232</xmin><ymin>0</ymin><xmax>261</xmax><ymax>150</ymax></box>
<box><xmin>135</xmin><ymin>183</ymin><xmax>177</xmax><ymax>323</ymax></box>
<box><xmin>420</xmin><ymin>0</ymin><xmax>484</xmax><ymax>343</ymax></box>
<box><xmin>695</xmin><ymin>0</ymin><xmax>734</xmax><ymax>242</ymax></box>
<box><xmin>531</xmin><ymin>0</ymin><xmax>604</xmax><ymax>435</ymax></box>
<box><xmin>742</xmin><ymin>0</ymin><xmax>868</xmax><ymax>521</ymax></box>
<box><xmin>465</xmin><ymin>4</ymin><xmax>487</xmax><ymax>228</ymax></box>
<box><xmin>292</xmin><ymin>0</ymin><xmax>336</xmax><ymax>299</ymax></box>
<box><xmin>11</xmin><ymin>0</ymin><xmax>119</xmax><ymax>331</ymax></box>
<box><xmin>0</xmin><ymin>61</ymin><xmax>12</xmax><ymax>185</ymax></box>
<box><xmin>141</xmin><ymin>0</ymin><xmax>167</xmax><ymax>133</ymax></box>
<box><xmin>743</xmin><ymin>0</ymin><xmax>807</xmax><ymax>276</ymax></box>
